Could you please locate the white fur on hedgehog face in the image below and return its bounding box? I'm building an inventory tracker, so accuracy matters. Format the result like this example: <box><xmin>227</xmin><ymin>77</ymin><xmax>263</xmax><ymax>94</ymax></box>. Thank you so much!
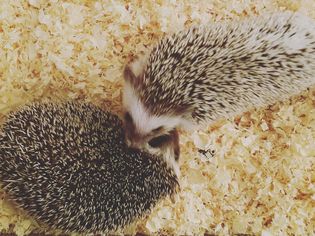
<box><xmin>123</xmin><ymin>81</ymin><xmax>182</xmax><ymax>142</ymax></box>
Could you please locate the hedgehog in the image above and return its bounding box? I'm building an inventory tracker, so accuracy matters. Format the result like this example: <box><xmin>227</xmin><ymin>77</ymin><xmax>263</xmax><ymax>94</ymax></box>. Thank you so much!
<box><xmin>0</xmin><ymin>102</ymin><xmax>179</xmax><ymax>234</ymax></box>
<box><xmin>122</xmin><ymin>11</ymin><xmax>315</xmax><ymax>152</ymax></box>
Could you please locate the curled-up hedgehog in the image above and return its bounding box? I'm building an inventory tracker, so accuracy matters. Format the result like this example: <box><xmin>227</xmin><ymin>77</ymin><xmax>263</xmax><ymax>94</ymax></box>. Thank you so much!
<box><xmin>0</xmin><ymin>102</ymin><xmax>179</xmax><ymax>233</ymax></box>
<box><xmin>123</xmin><ymin>11</ymin><xmax>315</xmax><ymax>153</ymax></box>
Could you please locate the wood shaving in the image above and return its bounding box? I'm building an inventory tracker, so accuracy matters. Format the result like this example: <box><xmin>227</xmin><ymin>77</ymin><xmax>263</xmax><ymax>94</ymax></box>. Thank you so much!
<box><xmin>0</xmin><ymin>0</ymin><xmax>314</xmax><ymax>235</ymax></box>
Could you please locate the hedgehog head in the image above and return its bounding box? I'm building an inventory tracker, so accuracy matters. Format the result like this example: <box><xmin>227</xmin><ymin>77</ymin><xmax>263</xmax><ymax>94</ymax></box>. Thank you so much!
<box><xmin>123</xmin><ymin>57</ymin><xmax>185</xmax><ymax>148</ymax></box>
<box><xmin>123</xmin><ymin>59</ymin><xmax>183</xmax><ymax>175</ymax></box>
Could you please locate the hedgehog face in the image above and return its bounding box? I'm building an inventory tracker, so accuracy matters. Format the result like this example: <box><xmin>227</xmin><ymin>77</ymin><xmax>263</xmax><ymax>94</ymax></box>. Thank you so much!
<box><xmin>123</xmin><ymin>65</ymin><xmax>181</xmax><ymax>175</ymax></box>
<box><xmin>123</xmin><ymin>107</ymin><xmax>181</xmax><ymax>177</ymax></box>
<box><xmin>123</xmin><ymin>109</ymin><xmax>179</xmax><ymax>152</ymax></box>
<box><xmin>123</xmin><ymin>76</ymin><xmax>181</xmax><ymax>146</ymax></box>
<box><xmin>122</xmin><ymin>97</ymin><xmax>181</xmax><ymax>150</ymax></box>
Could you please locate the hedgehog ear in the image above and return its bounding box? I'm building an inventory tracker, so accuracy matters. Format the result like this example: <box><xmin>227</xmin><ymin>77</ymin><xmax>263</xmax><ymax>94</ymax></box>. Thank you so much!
<box><xmin>124</xmin><ymin>52</ymin><xmax>149</xmax><ymax>86</ymax></box>
<box><xmin>123</xmin><ymin>64</ymin><xmax>138</xmax><ymax>86</ymax></box>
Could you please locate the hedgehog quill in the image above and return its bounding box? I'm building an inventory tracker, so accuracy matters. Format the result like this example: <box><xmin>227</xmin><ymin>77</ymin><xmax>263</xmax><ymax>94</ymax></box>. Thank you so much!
<box><xmin>123</xmin><ymin>12</ymin><xmax>315</xmax><ymax>152</ymax></box>
<box><xmin>0</xmin><ymin>102</ymin><xmax>179</xmax><ymax>233</ymax></box>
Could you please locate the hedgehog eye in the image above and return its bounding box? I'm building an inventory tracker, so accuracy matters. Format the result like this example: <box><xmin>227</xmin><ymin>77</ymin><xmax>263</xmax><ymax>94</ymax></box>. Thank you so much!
<box><xmin>148</xmin><ymin>134</ymin><xmax>171</xmax><ymax>148</ymax></box>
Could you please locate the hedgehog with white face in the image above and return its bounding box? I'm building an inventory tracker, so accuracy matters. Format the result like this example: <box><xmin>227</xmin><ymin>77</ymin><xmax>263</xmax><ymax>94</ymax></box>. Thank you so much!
<box><xmin>123</xmin><ymin>11</ymin><xmax>315</xmax><ymax>150</ymax></box>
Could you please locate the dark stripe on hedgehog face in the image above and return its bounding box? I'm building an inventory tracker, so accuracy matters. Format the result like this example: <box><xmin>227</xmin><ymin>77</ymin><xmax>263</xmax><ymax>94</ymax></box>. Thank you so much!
<box><xmin>148</xmin><ymin>129</ymin><xmax>180</xmax><ymax>161</ymax></box>
<box><xmin>124</xmin><ymin>111</ymin><xmax>133</xmax><ymax>123</ymax></box>
<box><xmin>148</xmin><ymin>134</ymin><xmax>172</xmax><ymax>148</ymax></box>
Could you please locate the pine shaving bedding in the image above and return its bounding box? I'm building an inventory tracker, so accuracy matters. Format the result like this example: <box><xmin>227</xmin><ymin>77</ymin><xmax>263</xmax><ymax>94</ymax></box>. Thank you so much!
<box><xmin>0</xmin><ymin>0</ymin><xmax>314</xmax><ymax>235</ymax></box>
